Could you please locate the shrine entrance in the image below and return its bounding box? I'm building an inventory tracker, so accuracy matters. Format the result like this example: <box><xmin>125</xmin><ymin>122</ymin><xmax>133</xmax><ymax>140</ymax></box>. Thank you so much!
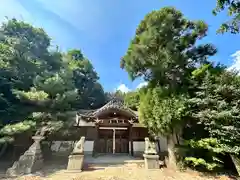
<box><xmin>98</xmin><ymin>127</ymin><xmax>129</xmax><ymax>154</ymax></box>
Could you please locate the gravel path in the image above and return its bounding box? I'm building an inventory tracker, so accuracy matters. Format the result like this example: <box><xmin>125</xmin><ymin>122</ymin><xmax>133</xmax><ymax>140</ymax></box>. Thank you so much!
<box><xmin>5</xmin><ymin>163</ymin><xmax>235</xmax><ymax>180</ymax></box>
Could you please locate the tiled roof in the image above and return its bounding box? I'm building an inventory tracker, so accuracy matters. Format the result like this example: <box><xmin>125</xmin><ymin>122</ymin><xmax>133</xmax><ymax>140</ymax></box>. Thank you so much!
<box><xmin>78</xmin><ymin>98</ymin><xmax>138</xmax><ymax>118</ymax></box>
<box><xmin>77</xmin><ymin>109</ymin><xmax>96</xmax><ymax>117</ymax></box>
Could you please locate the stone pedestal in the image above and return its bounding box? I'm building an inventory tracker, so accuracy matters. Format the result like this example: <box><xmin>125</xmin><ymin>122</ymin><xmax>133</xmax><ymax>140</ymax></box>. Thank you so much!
<box><xmin>6</xmin><ymin>136</ymin><xmax>44</xmax><ymax>177</ymax></box>
<box><xmin>143</xmin><ymin>154</ymin><xmax>160</xmax><ymax>169</ymax></box>
<box><xmin>67</xmin><ymin>154</ymin><xmax>84</xmax><ymax>171</ymax></box>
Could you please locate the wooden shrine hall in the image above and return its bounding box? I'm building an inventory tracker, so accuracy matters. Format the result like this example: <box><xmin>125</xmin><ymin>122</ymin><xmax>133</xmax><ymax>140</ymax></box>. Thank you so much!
<box><xmin>76</xmin><ymin>98</ymin><xmax>149</xmax><ymax>156</ymax></box>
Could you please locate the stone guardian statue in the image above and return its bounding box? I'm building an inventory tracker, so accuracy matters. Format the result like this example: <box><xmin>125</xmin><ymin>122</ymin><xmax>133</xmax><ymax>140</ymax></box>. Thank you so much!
<box><xmin>144</xmin><ymin>137</ymin><xmax>157</xmax><ymax>155</ymax></box>
<box><xmin>72</xmin><ymin>136</ymin><xmax>85</xmax><ymax>154</ymax></box>
<box><xmin>67</xmin><ymin>136</ymin><xmax>85</xmax><ymax>171</ymax></box>
<box><xmin>143</xmin><ymin>137</ymin><xmax>159</xmax><ymax>169</ymax></box>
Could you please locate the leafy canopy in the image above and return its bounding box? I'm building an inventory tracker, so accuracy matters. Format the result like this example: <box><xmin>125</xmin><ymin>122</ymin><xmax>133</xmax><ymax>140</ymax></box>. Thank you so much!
<box><xmin>213</xmin><ymin>0</ymin><xmax>240</xmax><ymax>34</ymax></box>
<box><xmin>0</xmin><ymin>19</ymin><xmax>106</xmax><ymax>144</ymax></box>
<box><xmin>181</xmin><ymin>64</ymin><xmax>240</xmax><ymax>170</ymax></box>
<box><xmin>139</xmin><ymin>87</ymin><xmax>186</xmax><ymax>136</ymax></box>
<box><xmin>121</xmin><ymin>7</ymin><xmax>216</xmax><ymax>91</ymax></box>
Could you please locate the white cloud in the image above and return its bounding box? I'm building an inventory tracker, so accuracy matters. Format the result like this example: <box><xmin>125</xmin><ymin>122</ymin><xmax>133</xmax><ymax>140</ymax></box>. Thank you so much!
<box><xmin>228</xmin><ymin>50</ymin><xmax>240</xmax><ymax>73</ymax></box>
<box><xmin>116</xmin><ymin>84</ymin><xmax>131</xmax><ymax>93</ymax></box>
<box><xmin>0</xmin><ymin>0</ymin><xmax>108</xmax><ymax>42</ymax></box>
<box><xmin>136</xmin><ymin>82</ymin><xmax>148</xmax><ymax>89</ymax></box>
<box><xmin>36</xmin><ymin>0</ymin><xmax>108</xmax><ymax>41</ymax></box>
<box><xmin>115</xmin><ymin>81</ymin><xmax>148</xmax><ymax>93</ymax></box>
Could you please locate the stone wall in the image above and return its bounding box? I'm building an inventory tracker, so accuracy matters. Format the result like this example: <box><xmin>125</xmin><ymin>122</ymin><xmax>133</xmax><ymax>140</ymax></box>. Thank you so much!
<box><xmin>132</xmin><ymin>136</ymin><xmax>167</xmax><ymax>155</ymax></box>
<box><xmin>50</xmin><ymin>140</ymin><xmax>94</xmax><ymax>155</ymax></box>
<box><xmin>48</xmin><ymin>135</ymin><xmax>167</xmax><ymax>155</ymax></box>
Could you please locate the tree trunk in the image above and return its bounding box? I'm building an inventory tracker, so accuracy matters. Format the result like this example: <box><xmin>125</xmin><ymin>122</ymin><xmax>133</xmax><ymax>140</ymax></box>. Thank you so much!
<box><xmin>157</xmin><ymin>138</ymin><xmax>161</xmax><ymax>153</ymax></box>
<box><xmin>0</xmin><ymin>143</ymin><xmax>8</xmax><ymax>158</ymax></box>
<box><xmin>166</xmin><ymin>134</ymin><xmax>177</xmax><ymax>170</ymax></box>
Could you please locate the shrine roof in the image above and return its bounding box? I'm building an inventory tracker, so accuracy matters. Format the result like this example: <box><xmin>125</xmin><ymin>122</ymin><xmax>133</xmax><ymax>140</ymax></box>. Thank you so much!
<box><xmin>77</xmin><ymin>98</ymin><xmax>138</xmax><ymax>119</ymax></box>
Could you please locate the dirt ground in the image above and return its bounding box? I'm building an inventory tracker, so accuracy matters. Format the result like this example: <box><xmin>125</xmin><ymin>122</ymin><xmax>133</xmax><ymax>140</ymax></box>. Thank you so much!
<box><xmin>5</xmin><ymin>163</ymin><xmax>236</xmax><ymax>180</ymax></box>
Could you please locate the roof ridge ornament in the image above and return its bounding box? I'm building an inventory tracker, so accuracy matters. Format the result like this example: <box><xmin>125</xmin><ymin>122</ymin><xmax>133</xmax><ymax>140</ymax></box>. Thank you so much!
<box><xmin>95</xmin><ymin>119</ymin><xmax>101</xmax><ymax>124</ymax></box>
<box><xmin>128</xmin><ymin>119</ymin><xmax>134</xmax><ymax>124</ymax></box>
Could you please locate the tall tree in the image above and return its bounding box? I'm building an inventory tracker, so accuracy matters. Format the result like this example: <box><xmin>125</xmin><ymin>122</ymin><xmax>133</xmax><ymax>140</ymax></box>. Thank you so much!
<box><xmin>121</xmin><ymin>7</ymin><xmax>216</xmax><ymax>92</ymax></box>
<box><xmin>139</xmin><ymin>88</ymin><xmax>186</xmax><ymax>168</ymax></box>
<box><xmin>0</xmin><ymin>19</ymin><xmax>78</xmax><ymax>144</ymax></box>
<box><xmin>121</xmin><ymin>7</ymin><xmax>216</xmax><ymax>168</ymax></box>
<box><xmin>0</xmin><ymin>19</ymin><xmax>106</xmax><ymax>150</ymax></box>
<box><xmin>0</xmin><ymin>18</ymin><xmax>54</xmax><ymax>122</ymax></box>
<box><xmin>64</xmin><ymin>49</ymin><xmax>106</xmax><ymax>109</ymax></box>
<box><xmin>213</xmin><ymin>0</ymin><xmax>240</xmax><ymax>34</ymax></box>
<box><xmin>182</xmin><ymin>65</ymin><xmax>240</xmax><ymax>171</ymax></box>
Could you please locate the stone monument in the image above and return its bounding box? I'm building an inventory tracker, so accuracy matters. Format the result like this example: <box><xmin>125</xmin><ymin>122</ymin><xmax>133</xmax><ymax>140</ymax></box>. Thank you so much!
<box><xmin>6</xmin><ymin>135</ymin><xmax>45</xmax><ymax>177</ymax></box>
<box><xmin>67</xmin><ymin>136</ymin><xmax>85</xmax><ymax>171</ymax></box>
<box><xmin>143</xmin><ymin>137</ymin><xmax>160</xmax><ymax>169</ymax></box>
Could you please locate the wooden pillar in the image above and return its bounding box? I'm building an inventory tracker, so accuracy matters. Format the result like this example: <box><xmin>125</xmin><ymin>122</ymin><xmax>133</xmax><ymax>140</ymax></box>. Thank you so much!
<box><xmin>113</xmin><ymin>129</ymin><xmax>116</xmax><ymax>154</ymax></box>
<box><xmin>129</xmin><ymin>124</ymin><xmax>134</xmax><ymax>156</ymax></box>
<box><xmin>92</xmin><ymin>123</ymin><xmax>99</xmax><ymax>157</ymax></box>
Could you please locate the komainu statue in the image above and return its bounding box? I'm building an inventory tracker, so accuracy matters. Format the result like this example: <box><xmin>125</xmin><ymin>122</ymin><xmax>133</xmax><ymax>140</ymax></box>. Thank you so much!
<box><xmin>72</xmin><ymin>136</ymin><xmax>85</xmax><ymax>154</ymax></box>
<box><xmin>144</xmin><ymin>137</ymin><xmax>157</xmax><ymax>155</ymax></box>
<box><xmin>67</xmin><ymin>136</ymin><xmax>85</xmax><ymax>171</ymax></box>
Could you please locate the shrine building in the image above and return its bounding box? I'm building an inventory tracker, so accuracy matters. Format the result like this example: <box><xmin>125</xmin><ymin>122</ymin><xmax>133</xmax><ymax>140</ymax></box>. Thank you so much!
<box><xmin>76</xmin><ymin>98</ymin><xmax>151</xmax><ymax>156</ymax></box>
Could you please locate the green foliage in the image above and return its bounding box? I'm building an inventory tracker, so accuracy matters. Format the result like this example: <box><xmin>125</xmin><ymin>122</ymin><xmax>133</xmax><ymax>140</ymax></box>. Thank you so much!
<box><xmin>14</xmin><ymin>87</ymin><xmax>49</xmax><ymax>102</ymax></box>
<box><xmin>0</xmin><ymin>18</ymin><xmax>106</xmax><ymax>145</ymax></box>
<box><xmin>124</xmin><ymin>91</ymin><xmax>140</xmax><ymax>111</ymax></box>
<box><xmin>188</xmin><ymin>70</ymin><xmax>240</xmax><ymax>153</ymax></box>
<box><xmin>180</xmin><ymin>64</ymin><xmax>240</xmax><ymax>171</ymax></box>
<box><xmin>0</xmin><ymin>120</ymin><xmax>36</xmax><ymax>144</ymax></box>
<box><xmin>184</xmin><ymin>157</ymin><xmax>221</xmax><ymax>171</ymax></box>
<box><xmin>187</xmin><ymin>138</ymin><xmax>224</xmax><ymax>154</ymax></box>
<box><xmin>213</xmin><ymin>0</ymin><xmax>240</xmax><ymax>33</ymax></box>
<box><xmin>121</xmin><ymin>7</ymin><xmax>216</xmax><ymax>92</ymax></box>
<box><xmin>64</xmin><ymin>50</ymin><xmax>106</xmax><ymax>109</ymax></box>
<box><xmin>121</xmin><ymin>7</ymin><xmax>239</xmax><ymax>171</ymax></box>
<box><xmin>181</xmin><ymin>137</ymin><xmax>224</xmax><ymax>171</ymax></box>
<box><xmin>0</xmin><ymin>120</ymin><xmax>36</xmax><ymax>136</ymax></box>
<box><xmin>139</xmin><ymin>87</ymin><xmax>186</xmax><ymax>136</ymax></box>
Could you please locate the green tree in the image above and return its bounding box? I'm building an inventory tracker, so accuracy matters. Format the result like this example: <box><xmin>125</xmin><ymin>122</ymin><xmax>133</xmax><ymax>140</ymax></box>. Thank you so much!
<box><xmin>139</xmin><ymin>88</ymin><xmax>186</xmax><ymax>168</ymax></box>
<box><xmin>0</xmin><ymin>18</ymin><xmax>54</xmax><ymax>123</ymax></box>
<box><xmin>124</xmin><ymin>91</ymin><xmax>140</xmax><ymax>111</ymax></box>
<box><xmin>64</xmin><ymin>49</ymin><xmax>106</xmax><ymax>109</ymax></box>
<box><xmin>121</xmin><ymin>7</ymin><xmax>216</xmax><ymax>92</ymax></box>
<box><xmin>0</xmin><ymin>19</ymin><xmax>106</xmax><ymax>153</ymax></box>
<box><xmin>213</xmin><ymin>0</ymin><xmax>240</xmax><ymax>34</ymax></box>
<box><xmin>182</xmin><ymin>65</ymin><xmax>240</xmax><ymax>171</ymax></box>
<box><xmin>121</xmin><ymin>7</ymin><xmax>216</xmax><ymax>168</ymax></box>
<box><xmin>0</xmin><ymin>19</ymin><xmax>78</xmax><ymax>144</ymax></box>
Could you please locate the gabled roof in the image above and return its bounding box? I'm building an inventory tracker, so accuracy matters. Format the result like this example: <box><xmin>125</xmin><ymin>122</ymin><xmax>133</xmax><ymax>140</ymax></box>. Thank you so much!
<box><xmin>78</xmin><ymin>98</ymin><xmax>138</xmax><ymax>119</ymax></box>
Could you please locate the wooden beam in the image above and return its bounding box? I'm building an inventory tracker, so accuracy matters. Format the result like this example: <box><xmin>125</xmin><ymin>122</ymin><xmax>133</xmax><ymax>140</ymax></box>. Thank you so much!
<box><xmin>99</xmin><ymin>127</ymin><xmax>128</xmax><ymax>130</ymax></box>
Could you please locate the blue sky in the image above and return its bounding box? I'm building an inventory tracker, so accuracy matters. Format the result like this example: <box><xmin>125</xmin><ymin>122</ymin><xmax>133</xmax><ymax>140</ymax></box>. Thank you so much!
<box><xmin>1</xmin><ymin>0</ymin><xmax>240</xmax><ymax>92</ymax></box>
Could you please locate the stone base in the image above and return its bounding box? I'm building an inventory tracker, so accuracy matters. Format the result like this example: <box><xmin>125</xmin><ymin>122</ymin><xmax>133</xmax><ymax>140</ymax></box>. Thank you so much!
<box><xmin>6</xmin><ymin>153</ymin><xmax>44</xmax><ymax>177</ymax></box>
<box><xmin>143</xmin><ymin>154</ymin><xmax>159</xmax><ymax>169</ymax></box>
<box><xmin>6</xmin><ymin>137</ymin><xmax>44</xmax><ymax>177</ymax></box>
<box><xmin>67</xmin><ymin>154</ymin><xmax>84</xmax><ymax>171</ymax></box>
